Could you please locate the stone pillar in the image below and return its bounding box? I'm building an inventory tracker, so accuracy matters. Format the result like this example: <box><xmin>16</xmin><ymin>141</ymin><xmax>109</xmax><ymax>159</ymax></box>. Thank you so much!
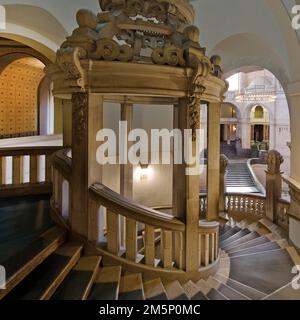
<box><xmin>71</xmin><ymin>92</ymin><xmax>103</xmax><ymax>238</ymax></box>
<box><xmin>265</xmin><ymin>150</ymin><xmax>283</xmax><ymax>222</ymax></box>
<box><xmin>207</xmin><ymin>102</ymin><xmax>221</xmax><ymax>221</ymax></box>
<box><xmin>62</xmin><ymin>99</ymin><xmax>72</xmax><ymax>146</ymax></box>
<box><xmin>286</xmin><ymin>88</ymin><xmax>300</xmax><ymax>248</ymax></box>
<box><xmin>120</xmin><ymin>103</ymin><xmax>133</xmax><ymax>199</ymax></box>
<box><xmin>219</xmin><ymin>155</ymin><xmax>229</xmax><ymax>212</ymax></box>
<box><xmin>173</xmin><ymin>97</ymin><xmax>201</xmax><ymax>272</ymax></box>
<box><xmin>173</xmin><ymin>101</ymin><xmax>187</xmax><ymax>221</ymax></box>
<box><xmin>120</xmin><ymin>103</ymin><xmax>133</xmax><ymax>250</ymax></box>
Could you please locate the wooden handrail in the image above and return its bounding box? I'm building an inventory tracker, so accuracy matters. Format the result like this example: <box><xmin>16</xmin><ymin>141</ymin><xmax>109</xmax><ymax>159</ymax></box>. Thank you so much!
<box><xmin>0</xmin><ymin>146</ymin><xmax>62</xmax><ymax>156</ymax></box>
<box><xmin>89</xmin><ymin>183</ymin><xmax>185</xmax><ymax>232</ymax></box>
<box><xmin>52</xmin><ymin>148</ymin><xmax>72</xmax><ymax>180</ymax></box>
<box><xmin>199</xmin><ymin>220</ymin><xmax>219</xmax><ymax>233</ymax></box>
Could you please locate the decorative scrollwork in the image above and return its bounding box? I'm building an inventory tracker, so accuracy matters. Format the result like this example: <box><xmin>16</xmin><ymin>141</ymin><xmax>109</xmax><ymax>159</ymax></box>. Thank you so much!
<box><xmin>56</xmin><ymin>47</ymin><xmax>87</xmax><ymax>89</ymax></box>
<box><xmin>90</xmin><ymin>39</ymin><xmax>134</xmax><ymax>62</ymax></box>
<box><xmin>188</xmin><ymin>96</ymin><xmax>201</xmax><ymax>141</ymax></box>
<box><xmin>72</xmin><ymin>93</ymin><xmax>88</xmax><ymax>145</ymax></box>
<box><xmin>151</xmin><ymin>46</ymin><xmax>185</xmax><ymax>67</ymax></box>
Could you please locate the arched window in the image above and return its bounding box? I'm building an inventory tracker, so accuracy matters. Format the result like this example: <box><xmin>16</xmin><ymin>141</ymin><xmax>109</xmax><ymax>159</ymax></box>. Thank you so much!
<box><xmin>254</xmin><ymin>106</ymin><xmax>264</xmax><ymax>119</ymax></box>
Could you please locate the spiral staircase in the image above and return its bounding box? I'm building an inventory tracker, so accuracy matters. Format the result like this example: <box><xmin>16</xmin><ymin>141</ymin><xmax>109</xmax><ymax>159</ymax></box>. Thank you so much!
<box><xmin>1</xmin><ymin>195</ymin><xmax>299</xmax><ymax>301</ymax></box>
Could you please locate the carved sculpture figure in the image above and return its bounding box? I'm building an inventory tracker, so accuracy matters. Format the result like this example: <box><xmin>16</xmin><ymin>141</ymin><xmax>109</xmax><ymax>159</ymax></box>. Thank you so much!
<box><xmin>267</xmin><ymin>150</ymin><xmax>284</xmax><ymax>175</ymax></box>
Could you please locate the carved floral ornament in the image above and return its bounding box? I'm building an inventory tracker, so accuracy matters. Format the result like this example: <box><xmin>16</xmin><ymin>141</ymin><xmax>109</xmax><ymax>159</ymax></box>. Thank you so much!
<box><xmin>54</xmin><ymin>0</ymin><xmax>224</xmax><ymax>90</ymax></box>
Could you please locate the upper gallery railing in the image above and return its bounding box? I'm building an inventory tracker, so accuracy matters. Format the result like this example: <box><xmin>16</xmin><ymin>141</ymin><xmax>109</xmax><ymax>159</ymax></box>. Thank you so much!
<box><xmin>0</xmin><ymin>146</ymin><xmax>62</xmax><ymax>197</ymax></box>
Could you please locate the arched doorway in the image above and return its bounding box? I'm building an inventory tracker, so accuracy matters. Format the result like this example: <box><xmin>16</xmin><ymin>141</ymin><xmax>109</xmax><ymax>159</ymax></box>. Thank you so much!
<box><xmin>250</xmin><ymin>105</ymin><xmax>270</xmax><ymax>149</ymax></box>
<box><xmin>0</xmin><ymin>38</ymin><xmax>55</xmax><ymax>139</ymax></box>
<box><xmin>220</xmin><ymin>103</ymin><xmax>238</xmax><ymax>144</ymax></box>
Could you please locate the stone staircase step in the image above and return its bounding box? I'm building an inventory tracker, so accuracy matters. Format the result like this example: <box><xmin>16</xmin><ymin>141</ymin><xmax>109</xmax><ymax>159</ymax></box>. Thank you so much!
<box><xmin>227</xmin><ymin>236</ymin><xmax>270</xmax><ymax>254</ymax></box>
<box><xmin>219</xmin><ymin>225</ymin><xmax>232</xmax><ymax>236</ymax></box>
<box><xmin>51</xmin><ymin>256</ymin><xmax>102</xmax><ymax>300</ymax></box>
<box><xmin>209</xmin><ymin>277</ymin><xmax>249</xmax><ymax>300</ymax></box>
<box><xmin>195</xmin><ymin>278</ymin><xmax>228</xmax><ymax>300</ymax></box>
<box><xmin>4</xmin><ymin>242</ymin><xmax>83</xmax><ymax>300</ymax></box>
<box><xmin>0</xmin><ymin>226</ymin><xmax>66</xmax><ymax>299</ymax></box>
<box><xmin>263</xmin><ymin>281</ymin><xmax>300</xmax><ymax>300</ymax></box>
<box><xmin>219</xmin><ymin>226</ymin><xmax>241</xmax><ymax>242</ymax></box>
<box><xmin>229</xmin><ymin>241</ymin><xmax>281</xmax><ymax>258</ymax></box>
<box><xmin>118</xmin><ymin>273</ymin><xmax>145</xmax><ymax>300</ymax></box>
<box><xmin>143</xmin><ymin>278</ymin><xmax>168</xmax><ymax>300</ymax></box>
<box><xmin>229</xmin><ymin>249</ymin><xmax>295</xmax><ymax>294</ymax></box>
<box><xmin>215</xmin><ymin>273</ymin><xmax>266</xmax><ymax>300</ymax></box>
<box><xmin>222</xmin><ymin>232</ymin><xmax>259</xmax><ymax>251</ymax></box>
<box><xmin>220</xmin><ymin>229</ymin><xmax>251</xmax><ymax>248</ymax></box>
<box><xmin>164</xmin><ymin>281</ymin><xmax>189</xmax><ymax>300</ymax></box>
<box><xmin>182</xmin><ymin>281</ymin><xmax>208</xmax><ymax>300</ymax></box>
<box><xmin>89</xmin><ymin>266</ymin><xmax>122</xmax><ymax>300</ymax></box>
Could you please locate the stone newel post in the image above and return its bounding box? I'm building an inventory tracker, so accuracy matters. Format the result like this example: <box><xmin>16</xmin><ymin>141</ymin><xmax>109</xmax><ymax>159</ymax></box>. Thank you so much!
<box><xmin>265</xmin><ymin>150</ymin><xmax>283</xmax><ymax>222</ymax></box>
<box><xmin>219</xmin><ymin>155</ymin><xmax>229</xmax><ymax>212</ymax></box>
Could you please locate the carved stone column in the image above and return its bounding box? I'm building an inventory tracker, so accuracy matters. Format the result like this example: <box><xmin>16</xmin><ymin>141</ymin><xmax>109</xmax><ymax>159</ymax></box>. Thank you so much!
<box><xmin>219</xmin><ymin>155</ymin><xmax>229</xmax><ymax>212</ymax></box>
<box><xmin>71</xmin><ymin>92</ymin><xmax>103</xmax><ymax>238</ymax></box>
<box><xmin>265</xmin><ymin>150</ymin><xmax>283</xmax><ymax>222</ymax></box>
<box><xmin>207</xmin><ymin>102</ymin><xmax>221</xmax><ymax>221</ymax></box>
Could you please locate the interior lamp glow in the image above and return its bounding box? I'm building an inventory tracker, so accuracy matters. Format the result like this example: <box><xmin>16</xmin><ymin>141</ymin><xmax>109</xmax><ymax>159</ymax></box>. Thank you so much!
<box><xmin>139</xmin><ymin>164</ymin><xmax>149</xmax><ymax>180</ymax></box>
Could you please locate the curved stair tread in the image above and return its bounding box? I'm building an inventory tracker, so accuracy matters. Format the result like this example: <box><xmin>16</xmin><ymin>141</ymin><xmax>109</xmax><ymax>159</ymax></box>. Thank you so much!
<box><xmin>219</xmin><ymin>225</ymin><xmax>232</xmax><ymax>236</ymax></box>
<box><xmin>118</xmin><ymin>273</ymin><xmax>145</xmax><ymax>300</ymax></box>
<box><xmin>227</xmin><ymin>236</ymin><xmax>270</xmax><ymax>254</ymax></box>
<box><xmin>229</xmin><ymin>248</ymin><xmax>296</xmax><ymax>294</ymax></box>
<box><xmin>143</xmin><ymin>278</ymin><xmax>168</xmax><ymax>300</ymax></box>
<box><xmin>4</xmin><ymin>242</ymin><xmax>83</xmax><ymax>300</ymax></box>
<box><xmin>219</xmin><ymin>226</ymin><xmax>241</xmax><ymax>242</ymax></box>
<box><xmin>210</xmin><ymin>277</ymin><xmax>250</xmax><ymax>300</ymax></box>
<box><xmin>229</xmin><ymin>241</ymin><xmax>281</xmax><ymax>258</ymax></box>
<box><xmin>182</xmin><ymin>281</ymin><xmax>207</xmax><ymax>300</ymax></box>
<box><xmin>164</xmin><ymin>281</ymin><xmax>189</xmax><ymax>300</ymax></box>
<box><xmin>0</xmin><ymin>226</ymin><xmax>66</xmax><ymax>299</ymax></box>
<box><xmin>220</xmin><ymin>229</ymin><xmax>251</xmax><ymax>248</ymax></box>
<box><xmin>88</xmin><ymin>266</ymin><xmax>121</xmax><ymax>300</ymax></box>
<box><xmin>51</xmin><ymin>256</ymin><xmax>102</xmax><ymax>300</ymax></box>
<box><xmin>222</xmin><ymin>232</ymin><xmax>259</xmax><ymax>251</ymax></box>
<box><xmin>215</xmin><ymin>273</ymin><xmax>266</xmax><ymax>300</ymax></box>
<box><xmin>263</xmin><ymin>281</ymin><xmax>300</xmax><ymax>300</ymax></box>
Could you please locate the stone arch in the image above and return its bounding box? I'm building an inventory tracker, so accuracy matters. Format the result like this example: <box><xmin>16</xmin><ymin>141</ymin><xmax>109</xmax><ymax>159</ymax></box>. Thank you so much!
<box><xmin>0</xmin><ymin>4</ymin><xmax>68</xmax><ymax>62</ymax></box>
<box><xmin>210</xmin><ymin>33</ymin><xmax>290</xmax><ymax>88</ymax></box>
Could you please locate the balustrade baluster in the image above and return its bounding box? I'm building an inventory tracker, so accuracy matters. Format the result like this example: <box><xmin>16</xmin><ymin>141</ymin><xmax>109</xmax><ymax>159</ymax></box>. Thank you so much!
<box><xmin>12</xmin><ymin>156</ymin><xmax>24</xmax><ymax>185</ymax></box>
<box><xmin>88</xmin><ymin>198</ymin><xmax>99</xmax><ymax>243</ymax></box>
<box><xmin>144</xmin><ymin>225</ymin><xmax>155</xmax><ymax>266</ymax></box>
<box><xmin>0</xmin><ymin>156</ymin><xmax>6</xmax><ymax>185</ymax></box>
<box><xmin>174</xmin><ymin>232</ymin><xmax>185</xmax><ymax>270</ymax></box>
<box><xmin>30</xmin><ymin>155</ymin><xmax>39</xmax><ymax>183</ymax></box>
<box><xmin>107</xmin><ymin>210</ymin><xmax>120</xmax><ymax>255</ymax></box>
<box><xmin>126</xmin><ymin>218</ymin><xmax>137</xmax><ymax>262</ymax></box>
<box><xmin>209</xmin><ymin>233</ymin><xmax>215</xmax><ymax>263</ymax></box>
<box><xmin>45</xmin><ymin>154</ymin><xmax>52</xmax><ymax>183</ymax></box>
<box><xmin>160</xmin><ymin>230</ymin><xmax>173</xmax><ymax>269</ymax></box>
<box><xmin>201</xmin><ymin>234</ymin><xmax>210</xmax><ymax>267</ymax></box>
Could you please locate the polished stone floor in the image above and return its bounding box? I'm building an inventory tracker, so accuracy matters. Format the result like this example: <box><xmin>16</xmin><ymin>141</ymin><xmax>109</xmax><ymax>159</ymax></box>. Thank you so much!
<box><xmin>0</xmin><ymin>195</ymin><xmax>53</xmax><ymax>262</ymax></box>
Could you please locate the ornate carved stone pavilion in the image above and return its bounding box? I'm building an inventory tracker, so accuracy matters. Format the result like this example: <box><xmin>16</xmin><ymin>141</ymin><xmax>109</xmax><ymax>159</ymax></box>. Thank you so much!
<box><xmin>46</xmin><ymin>0</ymin><xmax>228</xmax><ymax>276</ymax></box>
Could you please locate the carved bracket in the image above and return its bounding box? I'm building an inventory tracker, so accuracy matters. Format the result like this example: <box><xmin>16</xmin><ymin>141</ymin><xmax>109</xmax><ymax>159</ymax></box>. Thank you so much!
<box><xmin>57</xmin><ymin>47</ymin><xmax>87</xmax><ymax>90</ymax></box>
